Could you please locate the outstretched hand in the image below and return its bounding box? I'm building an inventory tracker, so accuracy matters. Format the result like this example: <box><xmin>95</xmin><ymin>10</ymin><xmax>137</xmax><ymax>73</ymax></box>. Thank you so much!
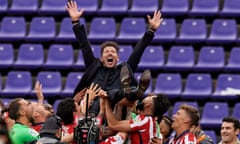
<box><xmin>34</xmin><ymin>81</ymin><xmax>44</xmax><ymax>104</ymax></box>
<box><xmin>66</xmin><ymin>0</ymin><xmax>84</xmax><ymax>21</ymax></box>
<box><xmin>147</xmin><ymin>10</ymin><xmax>163</xmax><ymax>31</ymax></box>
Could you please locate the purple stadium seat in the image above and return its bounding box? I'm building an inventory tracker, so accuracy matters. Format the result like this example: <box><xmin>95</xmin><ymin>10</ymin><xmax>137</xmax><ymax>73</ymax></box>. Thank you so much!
<box><xmin>0</xmin><ymin>44</ymin><xmax>14</xmax><ymax>69</ymax></box>
<box><xmin>35</xmin><ymin>71</ymin><xmax>62</xmax><ymax>97</ymax></box>
<box><xmin>138</xmin><ymin>46</ymin><xmax>164</xmax><ymax>71</ymax></box>
<box><xmin>56</xmin><ymin>17</ymin><xmax>86</xmax><ymax>42</ymax></box>
<box><xmin>2</xmin><ymin>71</ymin><xmax>32</xmax><ymax>97</ymax></box>
<box><xmin>153</xmin><ymin>73</ymin><xmax>182</xmax><ymax>99</ymax></box>
<box><xmin>152</xmin><ymin>19</ymin><xmax>177</xmax><ymax>43</ymax></box>
<box><xmin>9</xmin><ymin>0</ymin><xmax>38</xmax><ymax>14</ymax></box>
<box><xmin>0</xmin><ymin>17</ymin><xmax>26</xmax><ymax>41</ymax></box>
<box><xmin>0</xmin><ymin>0</ymin><xmax>8</xmax><ymax>13</ymax></box>
<box><xmin>200</xmin><ymin>102</ymin><xmax>229</xmax><ymax>128</ymax></box>
<box><xmin>128</xmin><ymin>0</ymin><xmax>158</xmax><ymax>16</ymax></box>
<box><xmin>14</xmin><ymin>43</ymin><xmax>44</xmax><ymax>69</ymax></box>
<box><xmin>189</xmin><ymin>0</ymin><xmax>219</xmax><ymax>16</ymax></box>
<box><xmin>207</xmin><ymin>19</ymin><xmax>237</xmax><ymax>44</ymax></box>
<box><xmin>117</xmin><ymin>18</ymin><xmax>146</xmax><ymax>43</ymax></box>
<box><xmin>73</xmin><ymin>45</ymin><xmax>100</xmax><ymax>69</ymax></box>
<box><xmin>232</xmin><ymin>103</ymin><xmax>240</xmax><ymax>119</ymax></box>
<box><xmin>44</xmin><ymin>44</ymin><xmax>74</xmax><ymax>69</ymax></box>
<box><xmin>182</xmin><ymin>73</ymin><xmax>212</xmax><ymax>100</ymax></box>
<box><xmin>61</xmin><ymin>72</ymin><xmax>83</xmax><ymax>97</ymax></box>
<box><xmin>195</xmin><ymin>46</ymin><xmax>225</xmax><ymax>71</ymax></box>
<box><xmin>161</xmin><ymin>0</ymin><xmax>189</xmax><ymax>16</ymax></box>
<box><xmin>224</xmin><ymin>47</ymin><xmax>240</xmax><ymax>72</ymax></box>
<box><xmin>177</xmin><ymin>19</ymin><xmax>207</xmax><ymax>43</ymax></box>
<box><xmin>172</xmin><ymin>101</ymin><xmax>199</xmax><ymax>116</ymax></box>
<box><xmin>77</xmin><ymin>0</ymin><xmax>98</xmax><ymax>15</ymax></box>
<box><xmin>165</xmin><ymin>46</ymin><xmax>194</xmax><ymax>71</ymax></box>
<box><xmin>118</xmin><ymin>45</ymin><xmax>133</xmax><ymax>64</ymax></box>
<box><xmin>98</xmin><ymin>0</ymin><xmax>128</xmax><ymax>15</ymax></box>
<box><xmin>88</xmin><ymin>17</ymin><xmax>116</xmax><ymax>42</ymax></box>
<box><xmin>212</xmin><ymin>74</ymin><xmax>240</xmax><ymax>100</ymax></box>
<box><xmin>39</xmin><ymin>0</ymin><xmax>65</xmax><ymax>14</ymax></box>
<box><xmin>26</xmin><ymin>17</ymin><xmax>56</xmax><ymax>42</ymax></box>
<box><xmin>220</xmin><ymin>0</ymin><xmax>240</xmax><ymax>17</ymax></box>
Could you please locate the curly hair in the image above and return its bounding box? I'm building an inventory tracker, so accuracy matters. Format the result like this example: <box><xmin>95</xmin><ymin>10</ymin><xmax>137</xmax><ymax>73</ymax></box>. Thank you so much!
<box><xmin>152</xmin><ymin>95</ymin><xmax>170</xmax><ymax>117</ymax></box>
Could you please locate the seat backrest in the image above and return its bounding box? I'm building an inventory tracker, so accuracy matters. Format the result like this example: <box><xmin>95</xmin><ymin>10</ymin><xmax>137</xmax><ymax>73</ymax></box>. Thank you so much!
<box><xmin>9</xmin><ymin>0</ymin><xmax>38</xmax><ymax>13</ymax></box>
<box><xmin>154</xmin><ymin>73</ymin><xmax>182</xmax><ymax>95</ymax></box>
<box><xmin>215</xmin><ymin>74</ymin><xmax>240</xmax><ymax>95</ymax></box>
<box><xmin>129</xmin><ymin>0</ymin><xmax>158</xmax><ymax>15</ymax></box>
<box><xmin>221</xmin><ymin>0</ymin><xmax>240</xmax><ymax>16</ymax></box>
<box><xmin>209</xmin><ymin>19</ymin><xmax>237</xmax><ymax>39</ymax></box>
<box><xmin>232</xmin><ymin>103</ymin><xmax>240</xmax><ymax>119</ymax></box>
<box><xmin>184</xmin><ymin>73</ymin><xmax>212</xmax><ymax>94</ymax></box>
<box><xmin>0</xmin><ymin>16</ymin><xmax>26</xmax><ymax>39</ymax></box>
<box><xmin>88</xmin><ymin>17</ymin><xmax>116</xmax><ymax>41</ymax></box>
<box><xmin>118</xmin><ymin>45</ymin><xmax>133</xmax><ymax>63</ymax></box>
<box><xmin>4</xmin><ymin>71</ymin><xmax>32</xmax><ymax>92</ymax></box>
<box><xmin>56</xmin><ymin>17</ymin><xmax>85</xmax><ymax>42</ymax></box>
<box><xmin>77</xmin><ymin>0</ymin><xmax>98</xmax><ymax>14</ymax></box>
<box><xmin>40</xmin><ymin>0</ymin><xmax>66</xmax><ymax>14</ymax></box>
<box><xmin>172</xmin><ymin>101</ymin><xmax>199</xmax><ymax>116</ymax></box>
<box><xmin>166</xmin><ymin>46</ymin><xmax>195</xmax><ymax>67</ymax></box>
<box><xmin>36</xmin><ymin>71</ymin><xmax>62</xmax><ymax>93</ymax></box>
<box><xmin>179</xmin><ymin>19</ymin><xmax>207</xmax><ymax>39</ymax></box>
<box><xmin>45</xmin><ymin>44</ymin><xmax>74</xmax><ymax>66</ymax></box>
<box><xmin>27</xmin><ymin>17</ymin><xmax>55</xmax><ymax>39</ymax></box>
<box><xmin>0</xmin><ymin>0</ymin><xmax>8</xmax><ymax>12</ymax></box>
<box><xmin>202</xmin><ymin>102</ymin><xmax>229</xmax><ymax>120</ymax></box>
<box><xmin>227</xmin><ymin>47</ymin><xmax>240</xmax><ymax>65</ymax></box>
<box><xmin>15</xmin><ymin>43</ymin><xmax>44</xmax><ymax>65</ymax></box>
<box><xmin>197</xmin><ymin>46</ymin><xmax>225</xmax><ymax>66</ymax></box>
<box><xmin>99</xmin><ymin>0</ymin><xmax>128</xmax><ymax>14</ymax></box>
<box><xmin>117</xmin><ymin>18</ymin><xmax>146</xmax><ymax>42</ymax></box>
<box><xmin>0</xmin><ymin>44</ymin><xmax>14</xmax><ymax>67</ymax></box>
<box><xmin>161</xmin><ymin>0</ymin><xmax>189</xmax><ymax>15</ymax></box>
<box><xmin>63</xmin><ymin>72</ymin><xmax>83</xmax><ymax>93</ymax></box>
<box><xmin>153</xmin><ymin>18</ymin><xmax>177</xmax><ymax>42</ymax></box>
<box><xmin>138</xmin><ymin>46</ymin><xmax>164</xmax><ymax>70</ymax></box>
<box><xmin>190</xmin><ymin>0</ymin><xmax>219</xmax><ymax>15</ymax></box>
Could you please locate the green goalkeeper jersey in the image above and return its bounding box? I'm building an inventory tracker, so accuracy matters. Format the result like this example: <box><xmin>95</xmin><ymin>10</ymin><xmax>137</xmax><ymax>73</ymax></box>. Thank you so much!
<box><xmin>9</xmin><ymin>123</ymin><xmax>39</xmax><ymax>144</ymax></box>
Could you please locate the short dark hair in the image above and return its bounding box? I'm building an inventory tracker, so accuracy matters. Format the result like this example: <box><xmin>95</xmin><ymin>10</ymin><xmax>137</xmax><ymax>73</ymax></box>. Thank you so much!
<box><xmin>8</xmin><ymin>98</ymin><xmax>23</xmax><ymax>120</ymax></box>
<box><xmin>152</xmin><ymin>95</ymin><xmax>170</xmax><ymax>117</ymax></box>
<box><xmin>56</xmin><ymin>98</ymin><xmax>76</xmax><ymax>125</ymax></box>
<box><xmin>222</xmin><ymin>116</ymin><xmax>240</xmax><ymax>130</ymax></box>
<box><xmin>100</xmin><ymin>41</ymin><xmax>120</xmax><ymax>56</ymax></box>
<box><xmin>180</xmin><ymin>104</ymin><xmax>200</xmax><ymax>127</ymax></box>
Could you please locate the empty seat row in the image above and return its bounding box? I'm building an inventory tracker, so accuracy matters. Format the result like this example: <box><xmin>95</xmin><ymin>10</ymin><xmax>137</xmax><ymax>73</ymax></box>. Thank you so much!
<box><xmin>1</xmin><ymin>43</ymin><xmax>240</xmax><ymax>72</ymax></box>
<box><xmin>1</xmin><ymin>0</ymin><xmax>240</xmax><ymax>17</ymax></box>
<box><xmin>0</xmin><ymin>71</ymin><xmax>83</xmax><ymax>98</ymax></box>
<box><xmin>0</xmin><ymin>43</ymin><xmax>133</xmax><ymax>70</ymax></box>
<box><xmin>153</xmin><ymin>73</ymin><xmax>240</xmax><ymax>100</ymax></box>
<box><xmin>1</xmin><ymin>16</ymin><xmax>240</xmax><ymax>44</ymax></box>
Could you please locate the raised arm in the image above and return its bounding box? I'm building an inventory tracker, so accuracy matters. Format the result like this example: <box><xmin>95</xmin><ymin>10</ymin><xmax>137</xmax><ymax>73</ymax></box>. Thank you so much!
<box><xmin>66</xmin><ymin>0</ymin><xmax>84</xmax><ymax>22</ymax></box>
<box><xmin>66</xmin><ymin>0</ymin><xmax>96</xmax><ymax>68</ymax></box>
<box><xmin>104</xmin><ymin>99</ymin><xmax>131</xmax><ymax>132</ymax></box>
<box><xmin>127</xmin><ymin>10</ymin><xmax>163</xmax><ymax>72</ymax></box>
<box><xmin>34</xmin><ymin>81</ymin><xmax>44</xmax><ymax>105</ymax></box>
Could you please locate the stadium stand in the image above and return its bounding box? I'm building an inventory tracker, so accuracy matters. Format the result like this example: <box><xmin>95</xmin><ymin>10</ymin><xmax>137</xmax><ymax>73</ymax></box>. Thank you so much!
<box><xmin>2</xmin><ymin>0</ymin><xmax>240</xmax><ymax>141</ymax></box>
